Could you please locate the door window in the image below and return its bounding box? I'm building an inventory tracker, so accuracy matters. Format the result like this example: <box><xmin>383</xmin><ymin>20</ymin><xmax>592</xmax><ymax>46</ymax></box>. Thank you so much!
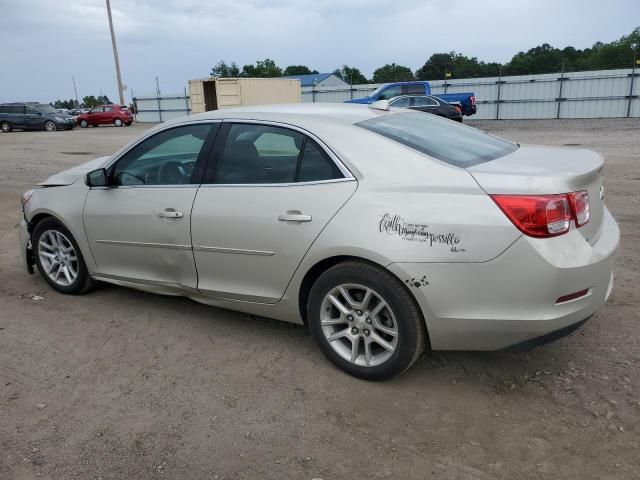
<box><xmin>104</xmin><ymin>106</ymin><xmax>114</xmax><ymax>112</ymax></box>
<box><xmin>26</xmin><ymin>106</ymin><xmax>40</xmax><ymax>115</ymax></box>
<box><xmin>377</xmin><ymin>85</ymin><xmax>402</xmax><ymax>100</ymax></box>
<box><xmin>404</xmin><ymin>84</ymin><xmax>426</xmax><ymax>95</ymax></box>
<box><xmin>217</xmin><ymin>124</ymin><xmax>344</xmax><ymax>184</ymax></box>
<box><xmin>90</xmin><ymin>107</ymin><xmax>104</xmax><ymax>114</ymax></box>
<box><xmin>413</xmin><ymin>97</ymin><xmax>439</xmax><ymax>107</ymax></box>
<box><xmin>298</xmin><ymin>139</ymin><xmax>343</xmax><ymax>182</ymax></box>
<box><xmin>390</xmin><ymin>97</ymin><xmax>411</xmax><ymax>108</ymax></box>
<box><xmin>111</xmin><ymin>123</ymin><xmax>213</xmax><ymax>186</ymax></box>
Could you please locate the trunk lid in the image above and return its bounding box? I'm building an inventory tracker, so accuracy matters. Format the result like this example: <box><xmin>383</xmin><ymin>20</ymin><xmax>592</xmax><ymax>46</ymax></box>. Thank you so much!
<box><xmin>467</xmin><ymin>145</ymin><xmax>604</xmax><ymax>244</ymax></box>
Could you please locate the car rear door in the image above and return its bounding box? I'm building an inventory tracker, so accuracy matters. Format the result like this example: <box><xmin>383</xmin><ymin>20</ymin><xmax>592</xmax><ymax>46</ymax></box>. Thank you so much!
<box><xmin>191</xmin><ymin>121</ymin><xmax>357</xmax><ymax>303</ymax></box>
<box><xmin>83</xmin><ymin>122</ymin><xmax>219</xmax><ymax>288</ymax></box>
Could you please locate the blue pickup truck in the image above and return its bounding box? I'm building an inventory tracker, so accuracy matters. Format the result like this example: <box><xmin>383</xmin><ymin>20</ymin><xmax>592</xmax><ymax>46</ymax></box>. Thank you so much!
<box><xmin>344</xmin><ymin>81</ymin><xmax>477</xmax><ymax>116</ymax></box>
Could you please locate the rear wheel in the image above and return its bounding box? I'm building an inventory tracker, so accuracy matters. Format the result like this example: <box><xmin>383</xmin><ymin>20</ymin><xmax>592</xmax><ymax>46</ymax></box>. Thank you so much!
<box><xmin>32</xmin><ymin>218</ymin><xmax>94</xmax><ymax>295</ymax></box>
<box><xmin>308</xmin><ymin>261</ymin><xmax>427</xmax><ymax>380</ymax></box>
<box><xmin>44</xmin><ymin>120</ymin><xmax>57</xmax><ymax>132</ymax></box>
<box><xmin>114</xmin><ymin>118</ymin><xmax>123</xmax><ymax>127</ymax></box>
<box><xmin>0</xmin><ymin>121</ymin><xmax>11</xmax><ymax>132</ymax></box>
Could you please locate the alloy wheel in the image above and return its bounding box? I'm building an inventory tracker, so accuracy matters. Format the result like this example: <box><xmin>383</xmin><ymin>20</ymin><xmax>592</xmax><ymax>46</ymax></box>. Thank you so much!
<box><xmin>320</xmin><ymin>283</ymin><xmax>399</xmax><ymax>367</ymax></box>
<box><xmin>37</xmin><ymin>230</ymin><xmax>79</xmax><ymax>287</ymax></box>
<box><xmin>44</xmin><ymin>121</ymin><xmax>56</xmax><ymax>132</ymax></box>
<box><xmin>1</xmin><ymin>121</ymin><xmax>11</xmax><ymax>132</ymax></box>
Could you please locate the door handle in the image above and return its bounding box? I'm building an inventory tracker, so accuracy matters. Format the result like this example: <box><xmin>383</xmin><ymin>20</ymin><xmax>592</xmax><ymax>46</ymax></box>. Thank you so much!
<box><xmin>157</xmin><ymin>209</ymin><xmax>183</xmax><ymax>218</ymax></box>
<box><xmin>278</xmin><ymin>212</ymin><xmax>312</xmax><ymax>222</ymax></box>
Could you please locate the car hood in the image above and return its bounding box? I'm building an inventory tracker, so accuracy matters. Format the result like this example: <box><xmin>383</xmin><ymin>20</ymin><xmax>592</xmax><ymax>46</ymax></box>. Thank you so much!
<box><xmin>38</xmin><ymin>156</ymin><xmax>111</xmax><ymax>186</ymax></box>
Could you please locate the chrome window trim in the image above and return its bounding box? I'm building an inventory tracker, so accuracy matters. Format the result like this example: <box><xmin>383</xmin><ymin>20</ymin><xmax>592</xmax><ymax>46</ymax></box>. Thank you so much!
<box><xmin>212</xmin><ymin>118</ymin><xmax>355</xmax><ymax>184</ymax></box>
<box><xmin>197</xmin><ymin>177</ymin><xmax>356</xmax><ymax>188</ymax></box>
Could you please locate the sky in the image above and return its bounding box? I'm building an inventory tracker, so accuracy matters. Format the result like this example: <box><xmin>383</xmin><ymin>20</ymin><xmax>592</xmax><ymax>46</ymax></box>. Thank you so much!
<box><xmin>0</xmin><ymin>0</ymin><xmax>638</xmax><ymax>103</ymax></box>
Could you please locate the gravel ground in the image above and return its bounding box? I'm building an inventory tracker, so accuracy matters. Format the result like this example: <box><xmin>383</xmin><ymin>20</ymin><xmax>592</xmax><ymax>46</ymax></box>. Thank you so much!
<box><xmin>0</xmin><ymin>118</ymin><xmax>638</xmax><ymax>479</ymax></box>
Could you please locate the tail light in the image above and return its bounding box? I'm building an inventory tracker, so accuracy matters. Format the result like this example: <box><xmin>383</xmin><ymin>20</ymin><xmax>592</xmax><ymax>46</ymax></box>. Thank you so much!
<box><xmin>454</xmin><ymin>105</ymin><xmax>462</xmax><ymax>113</ymax></box>
<box><xmin>470</xmin><ymin>96</ymin><xmax>476</xmax><ymax>105</ymax></box>
<box><xmin>568</xmin><ymin>190</ymin><xmax>590</xmax><ymax>226</ymax></box>
<box><xmin>491</xmin><ymin>191</ymin><xmax>589</xmax><ymax>238</ymax></box>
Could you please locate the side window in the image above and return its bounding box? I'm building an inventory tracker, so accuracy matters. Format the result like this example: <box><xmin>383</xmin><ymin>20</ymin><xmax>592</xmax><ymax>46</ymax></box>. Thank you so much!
<box><xmin>405</xmin><ymin>84</ymin><xmax>426</xmax><ymax>95</ymax></box>
<box><xmin>298</xmin><ymin>139</ymin><xmax>343</xmax><ymax>182</ymax></box>
<box><xmin>413</xmin><ymin>97</ymin><xmax>438</xmax><ymax>107</ymax></box>
<box><xmin>378</xmin><ymin>85</ymin><xmax>402</xmax><ymax>100</ymax></box>
<box><xmin>111</xmin><ymin>123</ymin><xmax>213</xmax><ymax>186</ymax></box>
<box><xmin>104</xmin><ymin>106</ymin><xmax>114</xmax><ymax>112</ymax></box>
<box><xmin>390</xmin><ymin>97</ymin><xmax>411</xmax><ymax>108</ymax></box>
<box><xmin>91</xmin><ymin>107</ymin><xmax>103</xmax><ymax>114</ymax></box>
<box><xmin>0</xmin><ymin>106</ymin><xmax>11</xmax><ymax>114</ymax></box>
<box><xmin>11</xmin><ymin>105</ymin><xmax>26</xmax><ymax>114</ymax></box>
<box><xmin>216</xmin><ymin>123</ymin><xmax>344</xmax><ymax>184</ymax></box>
<box><xmin>218</xmin><ymin>124</ymin><xmax>302</xmax><ymax>184</ymax></box>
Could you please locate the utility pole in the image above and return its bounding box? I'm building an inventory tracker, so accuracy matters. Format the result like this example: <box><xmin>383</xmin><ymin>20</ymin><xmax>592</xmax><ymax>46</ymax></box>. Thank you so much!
<box><xmin>106</xmin><ymin>0</ymin><xmax>125</xmax><ymax>105</ymax></box>
<box><xmin>72</xmin><ymin>75</ymin><xmax>79</xmax><ymax>107</ymax></box>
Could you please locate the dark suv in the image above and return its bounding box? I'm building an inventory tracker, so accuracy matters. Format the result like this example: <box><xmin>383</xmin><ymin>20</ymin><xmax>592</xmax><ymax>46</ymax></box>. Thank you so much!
<box><xmin>0</xmin><ymin>103</ymin><xmax>75</xmax><ymax>132</ymax></box>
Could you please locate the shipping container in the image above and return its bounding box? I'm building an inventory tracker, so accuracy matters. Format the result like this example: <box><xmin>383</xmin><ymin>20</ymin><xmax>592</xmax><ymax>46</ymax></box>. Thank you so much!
<box><xmin>188</xmin><ymin>77</ymin><xmax>301</xmax><ymax>113</ymax></box>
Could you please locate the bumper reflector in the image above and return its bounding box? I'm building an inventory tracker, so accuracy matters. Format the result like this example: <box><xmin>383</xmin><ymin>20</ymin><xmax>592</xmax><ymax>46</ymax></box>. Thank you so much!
<box><xmin>556</xmin><ymin>289</ymin><xmax>590</xmax><ymax>304</ymax></box>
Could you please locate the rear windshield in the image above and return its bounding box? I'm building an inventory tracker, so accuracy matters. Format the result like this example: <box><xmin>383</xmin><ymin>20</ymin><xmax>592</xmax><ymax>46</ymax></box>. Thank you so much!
<box><xmin>356</xmin><ymin>111</ymin><xmax>518</xmax><ymax>167</ymax></box>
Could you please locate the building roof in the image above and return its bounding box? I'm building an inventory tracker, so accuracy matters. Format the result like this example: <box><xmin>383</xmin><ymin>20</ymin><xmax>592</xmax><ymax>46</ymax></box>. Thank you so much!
<box><xmin>282</xmin><ymin>72</ymin><xmax>339</xmax><ymax>86</ymax></box>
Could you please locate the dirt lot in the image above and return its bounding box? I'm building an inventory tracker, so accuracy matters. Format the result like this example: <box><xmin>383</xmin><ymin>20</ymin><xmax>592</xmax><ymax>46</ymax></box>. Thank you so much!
<box><xmin>0</xmin><ymin>119</ymin><xmax>638</xmax><ymax>480</ymax></box>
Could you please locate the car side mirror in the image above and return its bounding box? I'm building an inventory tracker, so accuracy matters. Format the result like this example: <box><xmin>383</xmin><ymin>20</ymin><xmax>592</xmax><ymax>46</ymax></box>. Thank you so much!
<box><xmin>86</xmin><ymin>168</ymin><xmax>109</xmax><ymax>187</ymax></box>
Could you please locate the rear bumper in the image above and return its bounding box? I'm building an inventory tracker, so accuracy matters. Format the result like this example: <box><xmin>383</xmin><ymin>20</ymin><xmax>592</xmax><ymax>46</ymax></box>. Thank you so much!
<box><xmin>388</xmin><ymin>207</ymin><xmax>619</xmax><ymax>351</ymax></box>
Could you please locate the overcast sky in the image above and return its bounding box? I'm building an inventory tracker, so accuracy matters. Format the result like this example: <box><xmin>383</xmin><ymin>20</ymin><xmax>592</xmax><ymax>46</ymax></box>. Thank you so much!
<box><xmin>0</xmin><ymin>0</ymin><xmax>638</xmax><ymax>103</ymax></box>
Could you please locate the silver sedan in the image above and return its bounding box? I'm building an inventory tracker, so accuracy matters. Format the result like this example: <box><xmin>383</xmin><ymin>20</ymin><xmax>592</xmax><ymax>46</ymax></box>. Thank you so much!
<box><xmin>19</xmin><ymin>103</ymin><xmax>619</xmax><ymax>379</ymax></box>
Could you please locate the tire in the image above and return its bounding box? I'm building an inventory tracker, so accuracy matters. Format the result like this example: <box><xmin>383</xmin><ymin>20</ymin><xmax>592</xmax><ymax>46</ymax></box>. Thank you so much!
<box><xmin>32</xmin><ymin>217</ymin><xmax>95</xmax><ymax>295</ymax></box>
<box><xmin>44</xmin><ymin>120</ymin><xmax>57</xmax><ymax>132</ymax></box>
<box><xmin>1</xmin><ymin>121</ymin><xmax>11</xmax><ymax>132</ymax></box>
<box><xmin>125</xmin><ymin>121</ymin><xmax>132</xmax><ymax>126</ymax></box>
<box><xmin>114</xmin><ymin>118</ymin><xmax>123</xmax><ymax>127</ymax></box>
<box><xmin>308</xmin><ymin>261</ymin><xmax>427</xmax><ymax>380</ymax></box>
<box><xmin>80</xmin><ymin>120</ymin><xmax>88</xmax><ymax>128</ymax></box>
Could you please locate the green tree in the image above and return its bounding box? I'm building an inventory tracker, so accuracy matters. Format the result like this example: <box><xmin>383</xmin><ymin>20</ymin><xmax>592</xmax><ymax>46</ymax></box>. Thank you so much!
<box><xmin>81</xmin><ymin>95</ymin><xmax>111</xmax><ymax>108</ymax></box>
<box><xmin>241</xmin><ymin>58</ymin><xmax>283</xmax><ymax>77</ymax></box>
<box><xmin>283</xmin><ymin>65</ymin><xmax>319</xmax><ymax>76</ymax></box>
<box><xmin>210</xmin><ymin>60</ymin><xmax>240</xmax><ymax>77</ymax></box>
<box><xmin>372</xmin><ymin>63</ymin><xmax>415</xmax><ymax>83</ymax></box>
<box><xmin>52</xmin><ymin>99</ymin><xmax>76</xmax><ymax>109</ymax></box>
<box><xmin>333</xmin><ymin>65</ymin><xmax>369</xmax><ymax>85</ymax></box>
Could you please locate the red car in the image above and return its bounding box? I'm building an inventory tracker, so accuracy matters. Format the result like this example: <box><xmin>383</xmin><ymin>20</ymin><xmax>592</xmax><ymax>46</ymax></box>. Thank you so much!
<box><xmin>77</xmin><ymin>104</ymin><xmax>133</xmax><ymax>128</ymax></box>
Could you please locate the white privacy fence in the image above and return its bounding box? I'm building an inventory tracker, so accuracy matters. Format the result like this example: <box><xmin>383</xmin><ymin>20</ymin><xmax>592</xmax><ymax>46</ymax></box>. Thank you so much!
<box><xmin>134</xmin><ymin>68</ymin><xmax>639</xmax><ymax>121</ymax></box>
<box><xmin>133</xmin><ymin>93</ymin><xmax>191</xmax><ymax>123</ymax></box>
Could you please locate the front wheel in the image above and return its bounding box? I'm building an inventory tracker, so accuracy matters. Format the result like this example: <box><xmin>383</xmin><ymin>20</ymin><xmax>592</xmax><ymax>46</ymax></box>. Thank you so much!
<box><xmin>114</xmin><ymin>118</ymin><xmax>123</xmax><ymax>127</ymax></box>
<box><xmin>32</xmin><ymin>218</ymin><xmax>94</xmax><ymax>295</ymax></box>
<box><xmin>308</xmin><ymin>261</ymin><xmax>427</xmax><ymax>380</ymax></box>
<box><xmin>79</xmin><ymin>119</ymin><xmax>88</xmax><ymax>128</ymax></box>
<box><xmin>44</xmin><ymin>120</ymin><xmax>57</xmax><ymax>132</ymax></box>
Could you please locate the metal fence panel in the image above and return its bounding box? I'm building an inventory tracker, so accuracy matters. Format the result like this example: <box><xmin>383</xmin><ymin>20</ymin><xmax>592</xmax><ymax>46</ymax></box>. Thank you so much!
<box><xmin>138</xmin><ymin>68</ymin><xmax>639</xmax><ymax>121</ymax></box>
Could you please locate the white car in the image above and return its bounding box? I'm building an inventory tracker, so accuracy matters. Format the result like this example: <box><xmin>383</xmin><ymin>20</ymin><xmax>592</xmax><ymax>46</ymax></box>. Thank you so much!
<box><xmin>19</xmin><ymin>102</ymin><xmax>619</xmax><ymax>379</ymax></box>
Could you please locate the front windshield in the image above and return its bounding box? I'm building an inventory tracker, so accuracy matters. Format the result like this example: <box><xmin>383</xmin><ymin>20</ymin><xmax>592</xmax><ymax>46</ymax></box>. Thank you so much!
<box><xmin>356</xmin><ymin>111</ymin><xmax>518</xmax><ymax>167</ymax></box>
<box><xmin>37</xmin><ymin>104</ymin><xmax>58</xmax><ymax>114</ymax></box>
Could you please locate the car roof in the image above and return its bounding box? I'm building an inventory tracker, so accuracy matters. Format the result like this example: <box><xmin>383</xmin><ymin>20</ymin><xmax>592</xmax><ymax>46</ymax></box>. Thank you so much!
<box><xmin>167</xmin><ymin>102</ymin><xmax>398</xmax><ymax>130</ymax></box>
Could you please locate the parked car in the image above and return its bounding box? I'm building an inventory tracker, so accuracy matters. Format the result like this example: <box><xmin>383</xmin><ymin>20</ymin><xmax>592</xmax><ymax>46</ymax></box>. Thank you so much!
<box><xmin>0</xmin><ymin>103</ymin><xmax>75</xmax><ymax>132</ymax></box>
<box><xmin>389</xmin><ymin>95</ymin><xmax>463</xmax><ymax>122</ymax></box>
<box><xmin>76</xmin><ymin>104</ymin><xmax>133</xmax><ymax>128</ymax></box>
<box><xmin>18</xmin><ymin>103</ymin><xmax>618</xmax><ymax>380</ymax></box>
<box><xmin>344</xmin><ymin>81</ymin><xmax>477</xmax><ymax>116</ymax></box>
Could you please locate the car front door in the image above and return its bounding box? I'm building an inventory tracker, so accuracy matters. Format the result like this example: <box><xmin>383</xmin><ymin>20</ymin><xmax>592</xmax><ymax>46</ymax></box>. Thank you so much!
<box><xmin>83</xmin><ymin>122</ymin><xmax>219</xmax><ymax>289</ymax></box>
<box><xmin>88</xmin><ymin>107</ymin><xmax>103</xmax><ymax>125</ymax></box>
<box><xmin>191</xmin><ymin>121</ymin><xmax>357</xmax><ymax>303</ymax></box>
<box><xmin>25</xmin><ymin>106</ymin><xmax>43</xmax><ymax>129</ymax></box>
